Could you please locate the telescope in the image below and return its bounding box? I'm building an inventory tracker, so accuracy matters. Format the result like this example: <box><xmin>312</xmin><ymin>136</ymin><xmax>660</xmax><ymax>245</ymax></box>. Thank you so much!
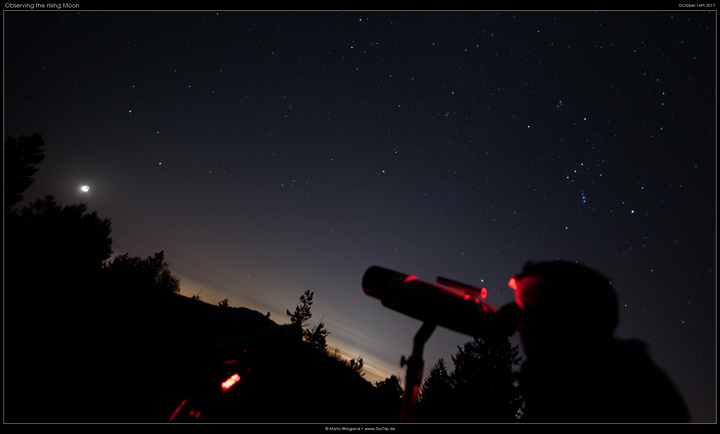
<box><xmin>362</xmin><ymin>265</ymin><xmax>520</xmax><ymax>423</ymax></box>
<box><xmin>362</xmin><ymin>265</ymin><xmax>518</xmax><ymax>339</ymax></box>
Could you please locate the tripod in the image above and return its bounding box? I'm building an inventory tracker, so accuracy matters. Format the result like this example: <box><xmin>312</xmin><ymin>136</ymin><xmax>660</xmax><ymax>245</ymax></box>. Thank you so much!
<box><xmin>399</xmin><ymin>322</ymin><xmax>436</xmax><ymax>423</ymax></box>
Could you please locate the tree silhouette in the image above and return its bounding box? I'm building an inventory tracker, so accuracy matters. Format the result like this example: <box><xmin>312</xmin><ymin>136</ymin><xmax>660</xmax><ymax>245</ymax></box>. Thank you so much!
<box><xmin>420</xmin><ymin>358</ymin><xmax>452</xmax><ymax>399</ymax></box>
<box><xmin>4</xmin><ymin>133</ymin><xmax>45</xmax><ymax>214</ymax></box>
<box><xmin>286</xmin><ymin>290</ymin><xmax>313</xmax><ymax>330</ymax></box>
<box><xmin>346</xmin><ymin>356</ymin><xmax>365</xmax><ymax>377</ymax></box>
<box><xmin>449</xmin><ymin>336</ymin><xmax>523</xmax><ymax>422</ymax></box>
<box><xmin>104</xmin><ymin>250</ymin><xmax>180</xmax><ymax>294</ymax></box>
<box><xmin>305</xmin><ymin>319</ymin><xmax>330</xmax><ymax>353</ymax></box>
<box><xmin>6</xmin><ymin>195</ymin><xmax>113</xmax><ymax>286</ymax></box>
<box><xmin>374</xmin><ymin>374</ymin><xmax>404</xmax><ymax>421</ymax></box>
<box><xmin>218</xmin><ymin>297</ymin><xmax>230</xmax><ymax>307</ymax></box>
<box><xmin>417</xmin><ymin>358</ymin><xmax>454</xmax><ymax>421</ymax></box>
<box><xmin>376</xmin><ymin>374</ymin><xmax>404</xmax><ymax>399</ymax></box>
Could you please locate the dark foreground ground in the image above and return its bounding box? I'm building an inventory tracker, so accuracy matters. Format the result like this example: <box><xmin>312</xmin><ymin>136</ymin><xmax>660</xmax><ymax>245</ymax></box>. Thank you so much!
<box><xmin>5</xmin><ymin>283</ymin><xmax>399</xmax><ymax>423</ymax></box>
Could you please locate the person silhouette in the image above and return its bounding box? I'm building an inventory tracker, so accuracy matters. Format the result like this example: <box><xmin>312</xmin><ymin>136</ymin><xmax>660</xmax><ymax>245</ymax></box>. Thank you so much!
<box><xmin>507</xmin><ymin>260</ymin><xmax>690</xmax><ymax>423</ymax></box>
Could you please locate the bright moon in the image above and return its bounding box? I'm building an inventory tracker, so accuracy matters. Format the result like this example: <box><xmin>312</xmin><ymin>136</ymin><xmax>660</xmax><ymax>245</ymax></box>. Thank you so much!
<box><xmin>81</xmin><ymin>185</ymin><xmax>89</xmax><ymax>192</ymax></box>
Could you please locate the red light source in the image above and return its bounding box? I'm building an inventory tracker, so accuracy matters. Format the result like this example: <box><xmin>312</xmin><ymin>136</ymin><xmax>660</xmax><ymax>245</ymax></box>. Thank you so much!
<box><xmin>436</xmin><ymin>276</ymin><xmax>487</xmax><ymax>300</ymax></box>
<box><xmin>404</xmin><ymin>275</ymin><xmax>419</xmax><ymax>283</ymax></box>
<box><xmin>508</xmin><ymin>277</ymin><xmax>518</xmax><ymax>291</ymax></box>
<box><xmin>168</xmin><ymin>399</ymin><xmax>187</xmax><ymax>422</ymax></box>
<box><xmin>221</xmin><ymin>373</ymin><xmax>241</xmax><ymax>391</ymax></box>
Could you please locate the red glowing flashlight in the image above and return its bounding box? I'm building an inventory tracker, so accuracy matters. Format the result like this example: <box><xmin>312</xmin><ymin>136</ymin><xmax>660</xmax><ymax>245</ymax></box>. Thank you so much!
<box><xmin>221</xmin><ymin>373</ymin><xmax>241</xmax><ymax>391</ymax></box>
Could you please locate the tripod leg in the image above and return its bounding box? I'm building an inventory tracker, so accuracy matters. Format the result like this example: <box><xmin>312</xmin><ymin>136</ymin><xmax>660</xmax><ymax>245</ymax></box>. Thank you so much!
<box><xmin>399</xmin><ymin>322</ymin><xmax>436</xmax><ymax>423</ymax></box>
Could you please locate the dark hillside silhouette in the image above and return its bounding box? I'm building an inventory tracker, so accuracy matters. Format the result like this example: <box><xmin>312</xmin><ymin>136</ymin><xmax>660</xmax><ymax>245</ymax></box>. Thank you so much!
<box><xmin>6</xmin><ymin>275</ymin><xmax>398</xmax><ymax>423</ymax></box>
<box><xmin>190</xmin><ymin>337</ymin><xmax>395</xmax><ymax>423</ymax></box>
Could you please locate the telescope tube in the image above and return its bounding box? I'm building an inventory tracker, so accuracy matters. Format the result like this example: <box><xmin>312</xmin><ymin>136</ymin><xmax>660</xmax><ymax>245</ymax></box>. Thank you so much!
<box><xmin>362</xmin><ymin>266</ymin><xmax>513</xmax><ymax>338</ymax></box>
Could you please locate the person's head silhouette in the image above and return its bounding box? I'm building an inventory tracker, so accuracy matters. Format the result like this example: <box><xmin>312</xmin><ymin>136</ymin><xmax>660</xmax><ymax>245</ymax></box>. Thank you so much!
<box><xmin>508</xmin><ymin>260</ymin><xmax>618</xmax><ymax>357</ymax></box>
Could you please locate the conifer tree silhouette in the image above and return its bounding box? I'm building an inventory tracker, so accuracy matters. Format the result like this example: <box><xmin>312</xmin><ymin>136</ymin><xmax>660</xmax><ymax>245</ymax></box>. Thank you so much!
<box><xmin>418</xmin><ymin>358</ymin><xmax>454</xmax><ymax>421</ymax></box>
<box><xmin>450</xmin><ymin>336</ymin><xmax>523</xmax><ymax>422</ymax></box>
<box><xmin>305</xmin><ymin>319</ymin><xmax>330</xmax><ymax>353</ymax></box>
<box><xmin>286</xmin><ymin>290</ymin><xmax>313</xmax><ymax>330</ymax></box>
<box><xmin>4</xmin><ymin>133</ymin><xmax>45</xmax><ymax>214</ymax></box>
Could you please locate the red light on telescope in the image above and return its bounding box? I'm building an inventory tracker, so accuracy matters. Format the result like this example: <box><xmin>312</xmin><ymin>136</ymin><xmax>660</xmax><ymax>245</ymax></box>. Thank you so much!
<box><xmin>221</xmin><ymin>373</ymin><xmax>241</xmax><ymax>391</ymax></box>
<box><xmin>508</xmin><ymin>277</ymin><xmax>518</xmax><ymax>291</ymax></box>
<box><xmin>404</xmin><ymin>275</ymin><xmax>419</xmax><ymax>283</ymax></box>
<box><xmin>436</xmin><ymin>275</ymin><xmax>487</xmax><ymax>301</ymax></box>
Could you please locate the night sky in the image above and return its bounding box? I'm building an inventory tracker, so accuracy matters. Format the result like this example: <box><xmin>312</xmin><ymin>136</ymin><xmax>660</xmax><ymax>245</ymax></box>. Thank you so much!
<box><xmin>4</xmin><ymin>8</ymin><xmax>716</xmax><ymax>422</ymax></box>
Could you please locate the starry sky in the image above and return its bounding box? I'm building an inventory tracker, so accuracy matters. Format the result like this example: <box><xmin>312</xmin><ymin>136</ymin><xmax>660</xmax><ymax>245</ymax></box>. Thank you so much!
<box><xmin>3</xmin><ymin>8</ymin><xmax>716</xmax><ymax>422</ymax></box>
